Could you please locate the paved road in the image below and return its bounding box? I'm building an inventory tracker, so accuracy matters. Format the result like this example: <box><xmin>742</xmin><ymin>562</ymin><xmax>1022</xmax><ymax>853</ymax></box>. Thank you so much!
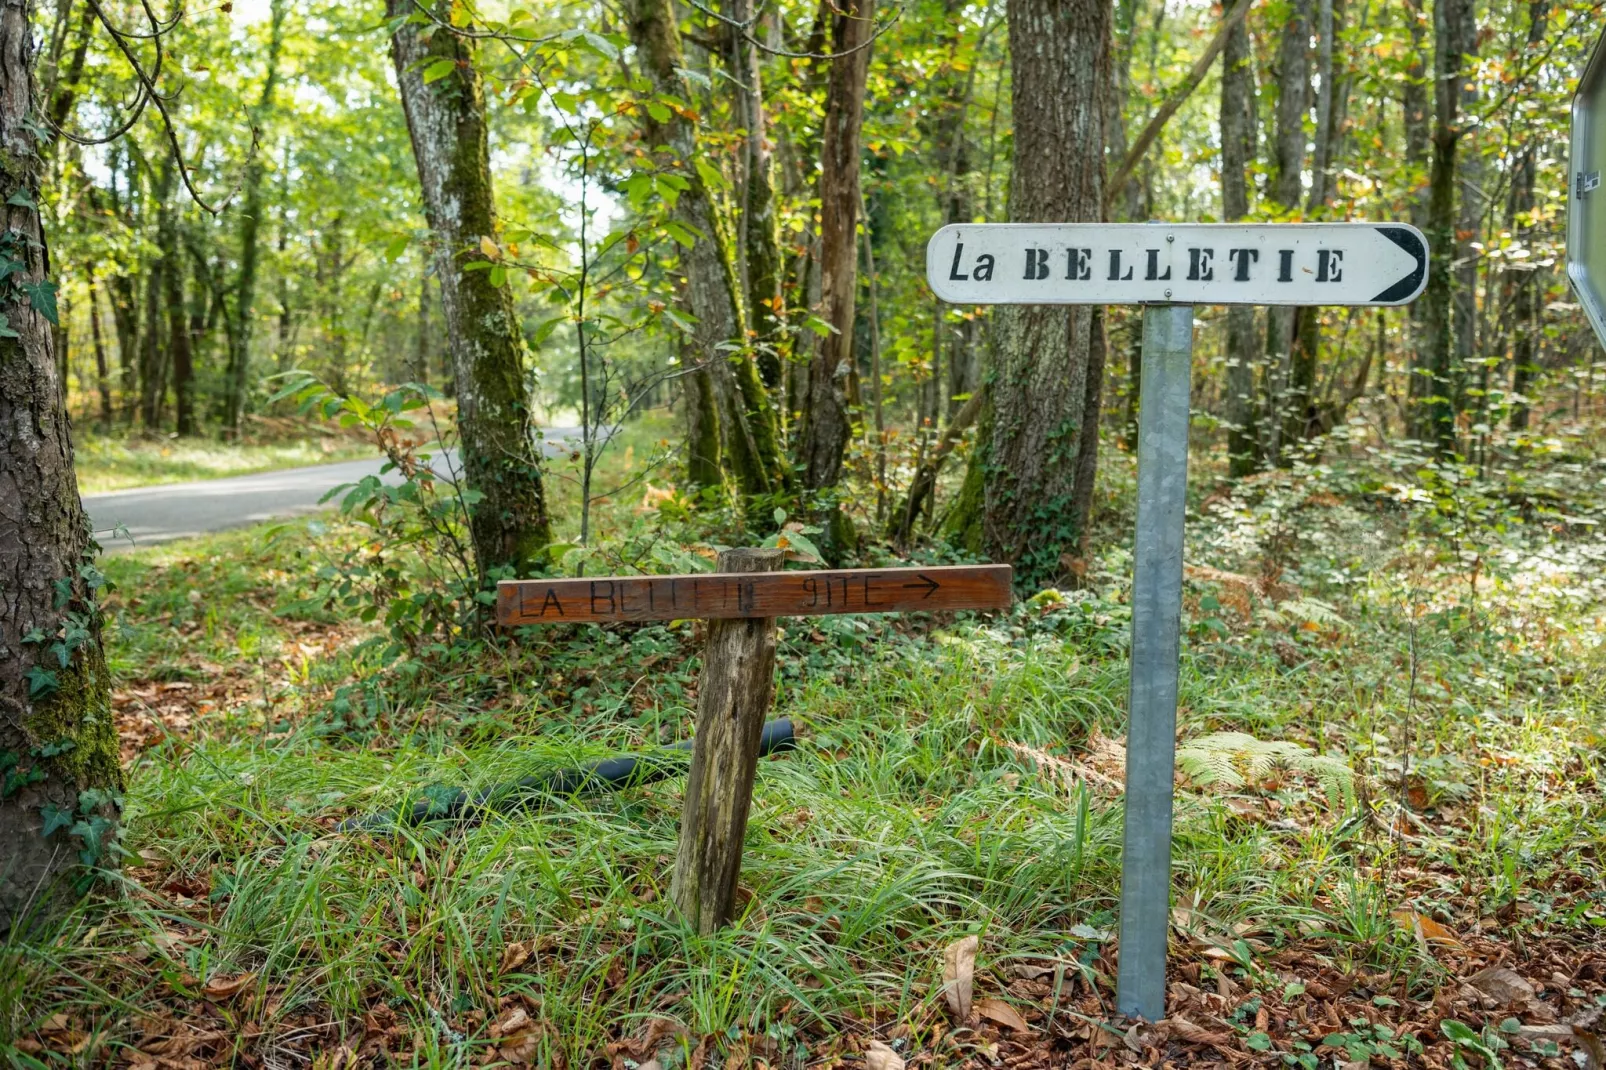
<box><xmin>85</xmin><ymin>432</ymin><xmax>578</xmax><ymax>551</ymax></box>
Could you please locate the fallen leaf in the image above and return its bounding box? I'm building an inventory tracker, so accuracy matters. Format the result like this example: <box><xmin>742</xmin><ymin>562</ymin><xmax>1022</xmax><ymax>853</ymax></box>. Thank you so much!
<box><xmin>500</xmin><ymin>940</ymin><xmax>532</xmax><ymax>974</ymax></box>
<box><xmin>490</xmin><ymin>1006</ymin><xmax>531</xmax><ymax>1038</ymax></box>
<box><xmin>1465</xmin><ymin>966</ymin><xmax>1534</xmax><ymax>1006</ymax></box>
<box><xmin>1165</xmin><ymin>1017</ymin><xmax>1233</xmax><ymax>1051</ymax></box>
<box><xmin>976</xmin><ymin>998</ymin><xmax>1031</xmax><ymax>1032</ymax></box>
<box><xmin>201</xmin><ymin>972</ymin><xmax>255</xmax><ymax>1000</ymax></box>
<box><xmin>1391</xmin><ymin>909</ymin><xmax>1463</xmax><ymax>948</ymax></box>
<box><xmin>865</xmin><ymin>1040</ymin><xmax>906</xmax><ymax>1070</ymax></box>
<box><xmin>942</xmin><ymin>935</ymin><xmax>979</xmax><ymax>1020</ymax></box>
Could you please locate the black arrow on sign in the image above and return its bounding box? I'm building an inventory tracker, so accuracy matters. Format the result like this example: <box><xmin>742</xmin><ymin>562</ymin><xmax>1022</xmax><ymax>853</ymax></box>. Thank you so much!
<box><xmin>901</xmin><ymin>573</ymin><xmax>941</xmax><ymax>598</ymax></box>
<box><xmin>1372</xmin><ymin>226</ymin><xmax>1428</xmax><ymax>303</ymax></box>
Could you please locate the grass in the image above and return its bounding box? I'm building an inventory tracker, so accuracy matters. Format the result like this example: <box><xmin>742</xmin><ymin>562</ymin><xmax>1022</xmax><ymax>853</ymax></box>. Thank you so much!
<box><xmin>5</xmin><ymin>434</ymin><xmax>1606</xmax><ymax>1065</ymax></box>
<box><xmin>73</xmin><ymin>429</ymin><xmax>378</xmax><ymax>495</ymax></box>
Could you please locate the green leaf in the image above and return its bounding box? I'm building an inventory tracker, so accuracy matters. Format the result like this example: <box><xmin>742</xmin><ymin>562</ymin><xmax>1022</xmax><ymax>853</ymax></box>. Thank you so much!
<box><xmin>422</xmin><ymin>58</ymin><xmax>457</xmax><ymax>83</ymax></box>
<box><xmin>1246</xmin><ymin>1033</ymin><xmax>1272</xmax><ymax>1052</ymax></box>
<box><xmin>5</xmin><ymin>187</ymin><xmax>35</xmax><ymax>209</ymax></box>
<box><xmin>694</xmin><ymin>157</ymin><xmax>728</xmax><ymax>192</ymax></box>
<box><xmin>40</xmin><ymin>804</ymin><xmax>73</xmax><ymax>837</ymax></box>
<box><xmin>383</xmin><ymin>235</ymin><xmax>411</xmax><ymax>262</ymax></box>
<box><xmin>23</xmin><ymin>279</ymin><xmax>57</xmax><ymax>325</ymax></box>
<box><xmin>1441</xmin><ymin>1021</ymin><xmax>1480</xmax><ymax>1045</ymax></box>
<box><xmin>24</xmin><ymin>665</ymin><xmax>58</xmax><ymax>698</ymax></box>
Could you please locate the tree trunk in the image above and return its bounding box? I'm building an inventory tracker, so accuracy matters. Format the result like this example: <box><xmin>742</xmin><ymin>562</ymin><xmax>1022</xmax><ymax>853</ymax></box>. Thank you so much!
<box><xmin>389</xmin><ymin>0</ymin><xmax>554</xmax><ymax>576</ymax></box>
<box><xmin>1289</xmin><ymin>0</ymin><xmax>1351</xmax><ymax>448</ymax></box>
<box><xmin>1220</xmin><ymin>8</ymin><xmax>1260</xmax><ymax>476</ymax></box>
<box><xmin>627</xmin><ymin>0</ymin><xmax>785</xmax><ymax>504</ymax></box>
<box><xmin>1508</xmin><ymin>0</ymin><xmax>1547</xmax><ymax>432</ymax></box>
<box><xmin>158</xmin><ymin>177</ymin><xmax>195</xmax><ymax>435</ymax></box>
<box><xmin>1265</xmin><ymin>0</ymin><xmax>1310</xmax><ymax>463</ymax></box>
<box><xmin>945</xmin><ymin>0</ymin><xmax>1110</xmax><ymax>585</ymax></box>
<box><xmin>86</xmin><ymin>268</ymin><xmax>111</xmax><ymax>427</ymax></box>
<box><xmin>0</xmin><ymin>0</ymin><xmax>120</xmax><ymax>932</ymax></box>
<box><xmin>222</xmin><ymin>0</ymin><xmax>287</xmax><ymax>439</ymax></box>
<box><xmin>728</xmin><ymin>0</ymin><xmax>786</xmax><ymax>389</ymax></box>
<box><xmin>1416</xmin><ymin>0</ymin><xmax>1474</xmax><ymax>451</ymax></box>
<box><xmin>799</xmin><ymin>0</ymin><xmax>875</xmax><ymax>495</ymax></box>
<box><xmin>138</xmin><ymin>160</ymin><xmax>170</xmax><ymax>432</ymax></box>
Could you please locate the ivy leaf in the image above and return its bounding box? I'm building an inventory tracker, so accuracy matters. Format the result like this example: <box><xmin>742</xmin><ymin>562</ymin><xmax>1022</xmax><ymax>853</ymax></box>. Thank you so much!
<box><xmin>5</xmin><ymin>187</ymin><xmax>36</xmax><ymax>210</ymax></box>
<box><xmin>40</xmin><ymin>804</ymin><xmax>73</xmax><ymax>837</ymax></box>
<box><xmin>24</xmin><ymin>665</ymin><xmax>58</xmax><ymax>698</ymax></box>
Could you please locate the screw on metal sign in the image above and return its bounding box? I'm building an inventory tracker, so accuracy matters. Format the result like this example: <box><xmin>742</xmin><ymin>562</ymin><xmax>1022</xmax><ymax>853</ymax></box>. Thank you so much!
<box><xmin>1569</xmin><ymin>25</ymin><xmax>1606</xmax><ymax>349</ymax></box>
<box><xmin>498</xmin><ymin>560</ymin><xmax>1013</xmax><ymax>934</ymax></box>
<box><xmin>926</xmin><ymin>220</ymin><xmax>1429</xmax><ymax>1021</ymax></box>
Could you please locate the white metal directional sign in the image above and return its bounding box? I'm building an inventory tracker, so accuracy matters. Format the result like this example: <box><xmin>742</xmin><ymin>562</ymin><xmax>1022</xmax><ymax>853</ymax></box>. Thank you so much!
<box><xmin>927</xmin><ymin>222</ymin><xmax>1428</xmax><ymax>307</ymax></box>
<box><xmin>1569</xmin><ymin>26</ymin><xmax>1606</xmax><ymax>349</ymax></box>
<box><xmin>925</xmin><ymin>216</ymin><xmax>1429</xmax><ymax>1023</ymax></box>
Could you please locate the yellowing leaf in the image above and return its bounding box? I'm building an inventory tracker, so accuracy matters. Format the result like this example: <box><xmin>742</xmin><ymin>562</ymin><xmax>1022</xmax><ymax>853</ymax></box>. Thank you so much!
<box><xmin>480</xmin><ymin>235</ymin><xmax>501</xmax><ymax>261</ymax></box>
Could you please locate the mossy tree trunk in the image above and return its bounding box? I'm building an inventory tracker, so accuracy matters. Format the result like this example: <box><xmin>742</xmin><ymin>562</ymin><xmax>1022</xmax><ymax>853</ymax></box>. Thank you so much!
<box><xmin>728</xmin><ymin>0</ymin><xmax>787</xmax><ymax>390</ymax></box>
<box><xmin>0</xmin><ymin>0</ymin><xmax>122</xmax><ymax>932</ymax></box>
<box><xmin>944</xmin><ymin>0</ymin><xmax>1110</xmax><ymax>587</ymax></box>
<box><xmin>389</xmin><ymin>0</ymin><xmax>554</xmax><ymax>576</ymax></box>
<box><xmin>628</xmin><ymin>0</ymin><xmax>787</xmax><ymax>505</ymax></box>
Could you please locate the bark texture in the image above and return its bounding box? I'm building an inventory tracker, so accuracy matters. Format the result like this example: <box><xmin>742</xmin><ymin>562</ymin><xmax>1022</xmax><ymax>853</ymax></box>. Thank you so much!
<box><xmin>1416</xmin><ymin>0</ymin><xmax>1475</xmax><ymax>450</ymax></box>
<box><xmin>1264</xmin><ymin>0</ymin><xmax>1310</xmax><ymax>463</ymax></box>
<box><xmin>946</xmin><ymin>0</ymin><xmax>1110</xmax><ymax>584</ymax></box>
<box><xmin>671</xmin><ymin>547</ymin><xmax>783</xmax><ymax>934</ymax></box>
<box><xmin>799</xmin><ymin>0</ymin><xmax>875</xmax><ymax>493</ymax></box>
<box><xmin>390</xmin><ymin>0</ymin><xmax>553</xmax><ymax>575</ymax></box>
<box><xmin>0</xmin><ymin>0</ymin><xmax>120</xmax><ymax>932</ymax></box>
<box><xmin>628</xmin><ymin>0</ymin><xmax>785</xmax><ymax>503</ymax></box>
<box><xmin>729</xmin><ymin>0</ymin><xmax>786</xmax><ymax>387</ymax></box>
<box><xmin>1220</xmin><ymin>9</ymin><xmax>1259</xmax><ymax>477</ymax></box>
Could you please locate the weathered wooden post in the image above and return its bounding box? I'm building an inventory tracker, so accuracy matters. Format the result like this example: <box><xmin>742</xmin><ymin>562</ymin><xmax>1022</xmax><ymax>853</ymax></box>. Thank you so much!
<box><xmin>671</xmin><ymin>547</ymin><xmax>785</xmax><ymax>932</ymax></box>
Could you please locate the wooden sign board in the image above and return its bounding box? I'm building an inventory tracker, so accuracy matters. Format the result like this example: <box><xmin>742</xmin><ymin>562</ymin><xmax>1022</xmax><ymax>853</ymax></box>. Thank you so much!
<box><xmin>498</xmin><ymin>564</ymin><xmax>1013</xmax><ymax>626</ymax></box>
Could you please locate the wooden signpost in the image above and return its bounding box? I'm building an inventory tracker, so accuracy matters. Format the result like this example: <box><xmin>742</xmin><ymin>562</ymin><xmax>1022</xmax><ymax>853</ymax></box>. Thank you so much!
<box><xmin>498</xmin><ymin>555</ymin><xmax>1013</xmax><ymax>933</ymax></box>
<box><xmin>928</xmin><ymin>220</ymin><xmax>1429</xmax><ymax>1021</ymax></box>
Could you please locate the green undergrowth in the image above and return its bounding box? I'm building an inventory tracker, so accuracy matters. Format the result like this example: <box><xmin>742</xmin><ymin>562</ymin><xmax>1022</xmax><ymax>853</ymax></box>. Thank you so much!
<box><xmin>5</xmin><ymin>439</ymin><xmax>1606</xmax><ymax>1061</ymax></box>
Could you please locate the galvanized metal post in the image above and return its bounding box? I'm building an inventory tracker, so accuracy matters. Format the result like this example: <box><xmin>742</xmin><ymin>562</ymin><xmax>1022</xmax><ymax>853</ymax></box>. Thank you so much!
<box><xmin>1116</xmin><ymin>303</ymin><xmax>1194</xmax><ymax>1021</ymax></box>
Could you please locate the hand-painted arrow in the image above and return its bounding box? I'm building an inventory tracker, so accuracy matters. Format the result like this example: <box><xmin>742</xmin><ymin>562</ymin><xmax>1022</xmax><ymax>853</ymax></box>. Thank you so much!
<box><xmin>498</xmin><ymin>565</ymin><xmax>1013</xmax><ymax>625</ymax></box>
<box><xmin>927</xmin><ymin>222</ymin><xmax>1429</xmax><ymax>307</ymax></box>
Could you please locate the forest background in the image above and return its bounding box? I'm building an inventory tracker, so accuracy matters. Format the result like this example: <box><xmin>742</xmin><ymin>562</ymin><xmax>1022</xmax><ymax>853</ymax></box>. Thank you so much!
<box><xmin>2</xmin><ymin>0</ymin><xmax>1606</xmax><ymax>1061</ymax></box>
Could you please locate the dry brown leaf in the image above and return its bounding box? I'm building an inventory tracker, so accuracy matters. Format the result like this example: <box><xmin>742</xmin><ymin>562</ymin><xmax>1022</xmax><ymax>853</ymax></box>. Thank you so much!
<box><xmin>201</xmin><ymin>971</ymin><xmax>256</xmax><ymax>1000</ymax></box>
<box><xmin>1391</xmin><ymin>909</ymin><xmax>1462</xmax><ymax>948</ymax></box>
<box><xmin>311</xmin><ymin>1047</ymin><xmax>355</xmax><ymax>1070</ymax></box>
<box><xmin>1465</xmin><ymin>965</ymin><xmax>1535</xmax><ymax>1005</ymax></box>
<box><xmin>1165</xmin><ymin>1017</ymin><xmax>1232</xmax><ymax>1049</ymax></box>
<box><xmin>865</xmin><ymin>1040</ymin><xmax>906</xmax><ymax>1070</ymax></box>
<box><xmin>976</xmin><ymin>998</ymin><xmax>1031</xmax><ymax>1032</ymax></box>
<box><xmin>490</xmin><ymin>1006</ymin><xmax>531</xmax><ymax>1038</ymax></box>
<box><xmin>942</xmin><ymin>935</ymin><xmax>979</xmax><ymax>1020</ymax></box>
<box><xmin>499</xmin><ymin>940</ymin><xmax>532</xmax><ymax>974</ymax></box>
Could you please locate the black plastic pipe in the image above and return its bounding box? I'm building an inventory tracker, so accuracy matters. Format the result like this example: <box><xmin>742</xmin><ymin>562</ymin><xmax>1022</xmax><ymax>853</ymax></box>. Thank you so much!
<box><xmin>340</xmin><ymin>718</ymin><xmax>796</xmax><ymax>832</ymax></box>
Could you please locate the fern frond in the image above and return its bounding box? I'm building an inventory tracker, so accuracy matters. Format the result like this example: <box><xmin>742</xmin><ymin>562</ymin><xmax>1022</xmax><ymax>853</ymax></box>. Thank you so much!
<box><xmin>1176</xmin><ymin>731</ymin><xmax>1355</xmax><ymax>809</ymax></box>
